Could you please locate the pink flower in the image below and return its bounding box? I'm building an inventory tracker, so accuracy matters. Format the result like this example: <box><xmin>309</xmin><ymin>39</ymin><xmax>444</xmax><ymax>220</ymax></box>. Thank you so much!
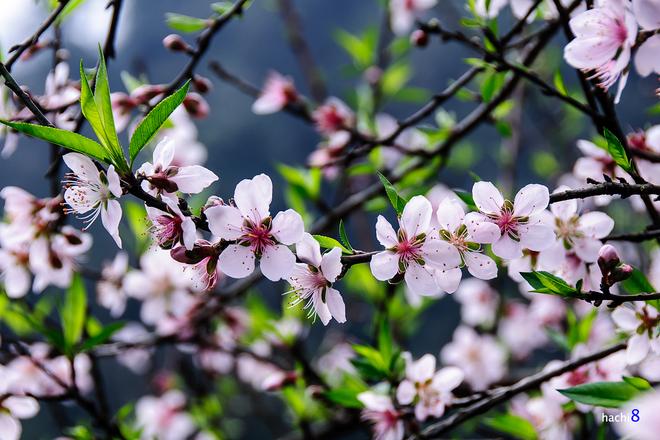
<box><xmin>288</xmin><ymin>233</ymin><xmax>346</xmax><ymax>325</ymax></box>
<box><xmin>146</xmin><ymin>197</ymin><xmax>197</xmax><ymax>250</ymax></box>
<box><xmin>389</xmin><ymin>0</ymin><xmax>437</xmax><ymax>35</ymax></box>
<box><xmin>205</xmin><ymin>174</ymin><xmax>304</xmax><ymax>281</ymax></box>
<box><xmin>136</xmin><ymin>390</ymin><xmax>196</xmax><ymax>440</ymax></box>
<box><xmin>435</xmin><ymin>198</ymin><xmax>500</xmax><ymax>291</ymax></box>
<box><xmin>63</xmin><ymin>153</ymin><xmax>123</xmax><ymax>247</ymax></box>
<box><xmin>472</xmin><ymin>181</ymin><xmax>554</xmax><ymax>259</ymax></box>
<box><xmin>396</xmin><ymin>353</ymin><xmax>463</xmax><ymax>421</ymax></box>
<box><xmin>498</xmin><ymin>302</ymin><xmax>548</xmax><ymax>359</ymax></box>
<box><xmin>96</xmin><ymin>252</ymin><xmax>129</xmax><ymax>317</ymax></box>
<box><xmin>137</xmin><ymin>138</ymin><xmax>218</xmax><ymax>200</ymax></box>
<box><xmin>453</xmin><ymin>278</ymin><xmax>498</xmax><ymax>327</ymax></box>
<box><xmin>612</xmin><ymin>304</ymin><xmax>660</xmax><ymax>364</ymax></box>
<box><xmin>617</xmin><ymin>390</ymin><xmax>660</xmax><ymax>440</ymax></box>
<box><xmin>370</xmin><ymin>196</ymin><xmax>461</xmax><ymax>295</ymax></box>
<box><xmin>252</xmin><ymin>71</ymin><xmax>298</xmax><ymax>114</ymax></box>
<box><xmin>563</xmin><ymin>0</ymin><xmax>638</xmax><ymax>102</ymax></box>
<box><xmin>0</xmin><ymin>365</ymin><xmax>39</xmax><ymax>440</ymax></box>
<box><xmin>0</xmin><ymin>243</ymin><xmax>31</xmax><ymax>298</ymax></box>
<box><xmin>111</xmin><ymin>92</ymin><xmax>137</xmax><ymax>133</ymax></box>
<box><xmin>357</xmin><ymin>391</ymin><xmax>404</xmax><ymax>440</ymax></box>
<box><xmin>312</xmin><ymin>98</ymin><xmax>354</xmax><ymax>146</ymax></box>
<box><xmin>511</xmin><ymin>395</ymin><xmax>574</xmax><ymax>440</ymax></box>
<box><xmin>440</xmin><ymin>325</ymin><xmax>506</xmax><ymax>390</ymax></box>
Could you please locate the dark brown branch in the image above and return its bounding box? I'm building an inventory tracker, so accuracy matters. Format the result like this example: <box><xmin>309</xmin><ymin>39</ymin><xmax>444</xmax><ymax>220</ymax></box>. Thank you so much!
<box><xmin>5</xmin><ymin>0</ymin><xmax>70</xmax><ymax>71</ymax></box>
<box><xmin>548</xmin><ymin>182</ymin><xmax>660</xmax><ymax>203</ymax></box>
<box><xmin>103</xmin><ymin>0</ymin><xmax>123</xmax><ymax>59</ymax></box>
<box><xmin>605</xmin><ymin>228</ymin><xmax>660</xmax><ymax>242</ymax></box>
<box><xmin>417</xmin><ymin>342</ymin><xmax>627</xmax><ymax>438</ymax></box>
<box><xmin>0</xmin><ymin>62</ymin><xmax>54</xmax><ymax>127</ymax></box>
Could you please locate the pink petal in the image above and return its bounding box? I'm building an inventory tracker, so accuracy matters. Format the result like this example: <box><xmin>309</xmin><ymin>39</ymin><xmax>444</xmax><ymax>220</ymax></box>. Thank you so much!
<box><xmin>234</xmin><ymin>174</ymin><xmax>272</xmax><ymax>223</ymax></box>
<box><xmin>375</xmin><ymin>215</ymin><xmax>398</xmax><ymax>248</ymax></box>
<box><xmin>370</xmin><ymin>251</ymin><xmax>399</xmax><ymax>281</ymax></box>
<box><xmin>401</xmin><ymin>195</ymin><xmax>432</xmax><ymax>237</ymax></box>
<box><xmin>634</xmin><ymin>34</ymin><xmax>660</xmax><ymax>77</ymax></box>
<box><xmin>260</xmin><ymin>244</ymin><xmax>296</xmax><ymax>281</ymax></box>
<box><xmin>325</xmin><ymin>287</ymin><xmax>346</xmax><ymax>323</ymax></box>
<box><xmin>465</xmin><ymin>251</ymin><xmax>497</xmax><ymax>280</ymax></box>
<box><xmin>295</xmin><ymin>233</ymin><xmax>322</xmax><ymax>267</ymax></box>
<box><xmin>271</xmin><ymin>209</ymin><xmax>304</xmax><ymax>245</ymax></box>
<box><xmin>513</xmin><ymin>184</ymin><xmax>549</xmax><ymax>217</ymax></box>
<box><xmin>409</xmin><ymin>354</ymin><xmax>436</xmax><ymax>382</ymax></box>
<box><xmin>63</xmin><ymin>152</ymin><xmax>101</xmax><ymax>185</ymax></box>
<box><xmin>405</xmin><ymin>262</ymin><xmax>440</xmax><ymax>295</ymax></box>
<box><xmin>434</xmin><ymin>266</ymin><xmax>462</xmax><ymax>293</ymax></box>
<box><xmin>492</xmin><ymin>234</ymin><xmax>523</xmax><ymax>259</ymax></box>
<box><xmin>422</xmin><ymin>239</ymin><xmax>462</xmax><ymax>270</ymax></box>
<box><xmin>205</xmin><ymin>205</ymin><xmax>244</xmax><ymax>240</ymax></box>
<box><xmin>106</xmin><ymin>165</ymin><xmax>122</xmax><ymax>198</ymax></box>
<box><xmin>170</xmin><ymin>165</ymin><xmax>218</xmax><ymax>194</ymax></box>
<box><xmin>321</xmin><ymin>247</ymin><xmax>343</xmax><ymax>283</ymax></box>
<box><xmin>153</xmin><ymin>138</ymin><xmax>175</xmax><ymax>168</ymax></box>
<box><xmin>433</xmin><ymin>366</ymin><xmax>464</xmax><ymax>391</ymax></box>
<box><xmin>396</xmin><ymin>380</ymin><xmax>416</xmax><ymax>405</ymax></box>
<box><xmin>464</xmin><ymin>212</ymin><xmax>500</xmax><ymax>243</ymax></box>
<box><xmin>519</xmin><ymin>223</ymin><xmax>555</xmax><ymax>252</ymax></box>
<box><xmin>101</xmin><ymin>199</ymin><xmax>123</xmax><ymax>248</ymax></box>
<box><xmin>218</xmin><ymin>244</ymin><xmax>256</xmax><ymax>279</ymax></box>
<box><xmin>436</xmin><ymin>198</ymin><xmax>464</xmax><ymax>232</ymax></box>
<box><xmin>611</xmin><ymin>307</ymin><xmax>640</xmax><ymax>331</ymax></box>
<box><xmin>472</xmin><ymin>181</ymin><xmax>504</xmax><ymax>215</ymax></box>
<box><xmin>627</xmin><ymin>334</ymin><xmax>650</xmax><ymax>364</ymax></box>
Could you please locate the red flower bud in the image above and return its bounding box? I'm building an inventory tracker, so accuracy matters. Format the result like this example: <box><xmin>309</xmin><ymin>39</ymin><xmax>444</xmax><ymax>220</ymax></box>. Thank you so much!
<box><xmin>598</xmin><ymin>244</ymin><xmax>620</xmax><ymax>274</ymax></box>
<box><xmin>192</xmin><ymin>75</ymin><xmax>213</xmax><ymax>94</ymax></box>
<box><xmin>410</xmin><ymin>30</ymin><xmax>429</xmax><ymax>47</ymax></box>
<box><xmin>163</xmin><ymin>34</ymin><xmax>192</xmax><ymax>53</ymax></box>
<box><xmin>610</xmin><ymin>264</ymin><xmax>633</xmax><ymax>283</ymax></box>
<box><xmin>183</xmin><ymin>93</ymin><xmax>210</xmax><ymax>119</ymax></box>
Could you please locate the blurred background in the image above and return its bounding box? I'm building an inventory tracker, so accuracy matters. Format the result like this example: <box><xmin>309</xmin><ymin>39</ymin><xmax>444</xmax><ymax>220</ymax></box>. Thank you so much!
<box><xmin>0</xmin><ymin>0</ymin><xmax>658</xmax><ymax>437</ymax></box>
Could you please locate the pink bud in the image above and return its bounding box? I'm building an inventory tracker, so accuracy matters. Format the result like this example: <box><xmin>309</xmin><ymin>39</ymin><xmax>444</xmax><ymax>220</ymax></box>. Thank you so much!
<box><xmin>410</xmin><ymin>30</ymin><xmax>429</xmax><ymax>47</ymax></box>
<box><xmin>610</xmin><ymin>264</ymin><xmax>633</xmax><ymax>283</ymax></box>
<box><xmin>363</xmin><ymin>66</ymin><xmax>383</xmax><ymax>85</ymax></box>
<box><xmin>598</xmin><ymin>244</ymin><xmax>620</xmax><ymax>274</ymax></box>
<box><xmin>261</xmin><ymin>371</ymin><xmax>297</xmax><ymax>391</ymax></box>
<box><xmin>163</xmin><ymin>34</ymin><xmax>192</xmax><ymax>52</ymax></box>
<box><xmin>183</xmin><ymin>93</ymin><xmax>210</xmax><ymax>119</ymax></box>
<box><xmin>130</xmin><ymin>84</ymin><xmax>166</xmax><ymax>105</ymax></box>
<box><xmin>192</xmin><ymin>75</ymin><xmax>213</xmax><ymax>94</ymax></box>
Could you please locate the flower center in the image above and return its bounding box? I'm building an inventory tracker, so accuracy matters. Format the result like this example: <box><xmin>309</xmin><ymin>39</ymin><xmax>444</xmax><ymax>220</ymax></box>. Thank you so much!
<box><xmin>614</xmin><ymin>19</ymin><xmax>628</xmax><ymax>46</ymax></box>
<box><xmin>243</xmin><ymin>221</ymin><xmax>275</xmax><ymax>256</ymax></box>
<box><xmin>395</xmin><ymin>231</ymin><xmax>423</xmax><ymax>265</ymax></box>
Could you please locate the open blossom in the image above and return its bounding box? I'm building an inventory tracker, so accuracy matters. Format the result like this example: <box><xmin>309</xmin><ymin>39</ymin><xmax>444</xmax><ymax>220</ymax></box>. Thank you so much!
<box><xmin>629</xmin><ymin>125</ymin><xmax>660</xmax><ymax>185</ymax></box>
<box><xmin>539</xmin><ymin>187</ymin><xmax>614</xmax><ymax>269</ymax></box>
<box><xmin>498</xmin><ymin>302</ymin><xmax>549</xmax><ymax>359</ymax></box>
<box><xmin>441</xmin><ymin>325</ymin><xmax>506</xmax><ymax>390</ymax></box>
<box><xmin>472</xmin><ymin>182</ymin><xmax>554</xmax><ymax>259</ymax></box>
<box><xmin>252</xmin><ymin>71</ymin><xmax>298</xmax><ymax>114</ymax></box>
<box><xmin>435</xmin><ymin>198</ymin><xmax>500</xmax><ymax>291</ymax></box>
<box><xmin>563</xmin><ymin>0</ymin><xmax>638</xmax><ymax>102</ymax></box>
<box><xmin>205</xmin><ymin>174</ymin><xmax>304</xmax><ymax>281</ymax></box>
<box><xmin>312</xmin><ymin>97</ymin><xmax>354</xmax><ymax>146</ymax></box>
<box><xmin>370</xmin><ymin>196</ymin><xmax>461</xmax><ymax>295</ymax></box>
<box><xmin>632</xmin><ymin>0</ymin><xmax>660</xmax><ymax>76</ymax></box>
<box><xmin>616</xmin><ymin>390</ymin><xmax>660</xmax><ymax>440</ymax></box>
<box><xmin>96</xmin><ymin>252</ymin><xmax>129</xmax><ymax>317</ymax></box>
<box><xmin>137</xmin><ymin>138</ymin><xmax>218</xmax><ymax>199</ymax></box>
<box><xmin>288</xmin><ymin>233</ymin><xmax>346</xmax><ymax>325</ymax></box>
<box><xmin>611</xmin><ymin>304</ymin><xmax>660</xmax><ymax>364</ymax></box>
<box><xmin>358</xmin><ymin>391</ymin><xmax>404</xmax><ymax>440</ymax></box>
<box><xmin>511</xmin><ymin>395</ymin><xmax>574</xmax><ymax>440</ymax></box>
<box><xmin>396</xmin><ymin>353</ymin><xmax>463</xmax><ymax>421</ymax></box>
<box><xmin>63</xmin><ymin>153</ymin><xmax>123</xmax><ymax>247</ymax></box>
<box><xmin>454</xmin><ymin>278</ymin><xmax>499</xmax><ymax>327</ymax></box>
<box><xmin>389</xmin><ymin>0</ymin><xmax>437</xmax><ymax>35</ymax></box>
<box><xmin>146</xmin><ymin>197</ymin><xmax>197</xmax><ymax>250</ymax></box>
<box><xmin>136</xmin><ymin>390</ymin><xmax>196</xmax><ymax>440</ymax></box>
<box><xmin>0</xmin><ymin>366</ymin><xmax>39</xmax><ymax>440</ymax></box>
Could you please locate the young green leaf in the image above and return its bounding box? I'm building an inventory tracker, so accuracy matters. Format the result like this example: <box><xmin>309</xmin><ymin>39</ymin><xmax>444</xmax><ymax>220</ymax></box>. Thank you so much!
<box><xmin>60</xmin><ymin>274</ymin><xmax>88</xmax><ymax>352</ymax></box>
<box><xmin>622</xmin><ymin>376</ymin><xmax>652</xmax><ymax>391</ymax></box>
<box><xmin>94</xmin><ymin>48</ymin><xmax>122</xmax><ymax>159</ymax></box>
<box><xmin>558</xmin><ymin>381</ymin><xmax>641</xmax><ymax>408</ymax></box>
<box><xmin>80</xmin><ymin>322</ymin><xmax>125</xmax><ymax>352</ymax></box>
<box><xmin>602</xmin><ymin>128</ymin><xmax>632</xmax><ymax>173</ymax></box>
<box><xmin>313</xmin><ymin>235</ymin><xmax>351</xmax><ymax>254</ymax></box>
<box><xmin>520</xmin><ymin>271</ymin><xmax>578</xmax><ymax>296</ymax></box>
<box><xmin>338</xmin><ymin>220</ymin><xmax>354</xmax><ymax>252</ymax></box>
<box><xmin>484</xmin><ymin>414</ymin><xmax>538</xmax><ymax>440</ymax></box>
<box><xmin>129</xmin><ymin>80</ymin><xmax>190</xmax><ymax>166</ymax></box>
<box><xmin>377</xmin><ymin>172</ymin><xmax>407</xmax><ymax>215</ymax></box>
<box><xmin>165</xmin><ymin>13</ymin><xmax>208</xmax><ymax>33</ymax></box>
<box><xmin>0</xmin><ymin>120</ymin><xmax>109</xmax><ymax>163</ymax></box>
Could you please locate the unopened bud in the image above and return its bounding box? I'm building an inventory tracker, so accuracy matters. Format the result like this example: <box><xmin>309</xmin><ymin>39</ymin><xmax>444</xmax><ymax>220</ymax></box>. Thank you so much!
<box><xmin>183</xmin><ymin>93</ymin><xmax>210</xmax><ymax>118</ymax></box>
<box><xmin>598</xmin><ymin>244</ymin><xmax>620</xmax><ymax>274</ymax></box>
<box><xmin>170</xmin><ymin>244</ymin><xmax>215</xmax><ymax>264</ymax></box>
<box><xmin>410</xmin><ymin>30</ymin><xmax>429</xmax><ymax>47</ymax></box>
<box><xmin>610</xmin><ymin>264</ymin><xmax>633</xmax><ymax>284</ymax></box>
<box><xmin>261</xmin><ymin>371</ymin><xmax>297</xmax><ymax>391</ymax></box>
<box><xmin>193</xmin><ymin>75</ymin><xmax>213</xmax><ymax>94</ymax></box>
<box><xmin>364</xmin><ymin>66</ymin><xmax>383</xmax><ymax>85</ymax></box>
<box><xmin>130</xmin><ymin>84</ymin><xmax>165</xmax><ymax>105</ymax></box>
<box><xmin>163</xmin><ymin>34</ymin><xmax>192</xmax><ymax>53</ymax></box>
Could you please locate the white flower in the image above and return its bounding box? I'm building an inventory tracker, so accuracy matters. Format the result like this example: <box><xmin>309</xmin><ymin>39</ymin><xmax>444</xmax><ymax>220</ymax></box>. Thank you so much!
<box><xmin>137</xmin><ymin>137</ymin><xmax>218</xmax><ymax>199</ymax></box>
<box><xmin>63</xmin><ymin>153</ymin><xmax>123</xmax><ymax>247</ymax></box>
<box><xmin>472</xmin><ymin>181</ymin><xmax>554</xmax><ymax>259</ymax></box>
<box><xmin>136</xmin><ymin>390</ymin><xmax>195</xmax><ymax>440</ymax></box>
<box><xmin>454</xmin><ymin>278</ymin><xmax>498</xmax><ymax>327</ymax></box>
<box><xmin>616</xmin><ymin>390</ymin><xmax>660</xmax><ymax>440</ymax></box>
<box><xmin>396</xmin><ymin>353</ymin><xmax>463</xmax><ymax>421</ymax></box>
<box><xmin>370</xmin><ymin>195</ymin><xmax>461</xmax><ymax>295</ymax></box>
<box><xmin>357</xmin><ymin>391</ymin><xmax>404</xmax><ymax>440</ymax></box>
<box><xmin>252</xmin><ymin>71</ymin><xmax>298</xmax><ymax>114</ymax></box>
<box><xmin>0</xmin><ymin>365</ymin><xmax>39</xmax><ymax>440</ymax></box>
<box><xmin>389</xmin><ymin>0</ymin><xmax>437</xmax><ymax>35</ymax></box>
<box><xmin>96</xmin><ymin>252</ymin><xmax>129</xmax><ymax>317</ymax></box>
<box><xmin>288</xmin><ymin>233</ymin><xmax>345</xmax><ymax>325</ymax></box>
<box><xmin>435</xmin><ymin>198</ymin><xmax>500</xmax><ymax>291</ymax></box>
<box><xmin>612</xmin><ymin>304</ymin><xmax>660</xmax><ymax>364</ymax></box>
<box><xmin>205</xmin><ymin>174</ymin><xmax>304</xmax><ymax>281</ymax></box>
<box><xmin>440</xmin><ymin>325</ymin><xmax>506</xmax><ymax>390</ymax></box>
<box><xmin>146</xmin><ymin>197</ymin><xmax>197</xmax><ymax>250</ymax></box>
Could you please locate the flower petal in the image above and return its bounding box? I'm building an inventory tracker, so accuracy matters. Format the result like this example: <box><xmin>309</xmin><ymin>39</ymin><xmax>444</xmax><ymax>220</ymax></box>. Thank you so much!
<box><xmin>321</xmin><ymin>247</ymin><xmax>343</xmax><ymax>283</ymax></box>
<box><xmin>370</xmin><ymin>251</ymin><xmax>399</xmax><ymax>281</ymax></box>
<box><xmin>260</xmin><ymin>244</ymin><xmax>296</xmax><ymax>281</ymax></box>
<box><xmin>153</xmin><ymin>137</ymin><xmax>175</xmax><ymax>168</ymax></box>
<box><xmin>434</xmin><ymin>267</ymin><xmax>462</xmax><ymax>293</ymax></box>
<box><xmin>170</xmin><ymin>165</ymin><xmax>218</xmax><ymax>194</ymax></box>
<box><xmin>611</xmin><ymin>306</ymin><xmax>639</xmax><ymax>331</ymax></box>
<box><xmin>205</xmin><ymin>205</ymin><xmax>244</xmax><ymax>240</ymax></box>
<box><xmin>234</xmin><ymin>174</ymin><xmax>272</xmax><ymax>223</ymax></box>
<box><xmin>295</xmin><ymin>232</ymin><xmax>322</xmax><ymax>267</ymax></box>
<box><xmin>465</xmin><ymin>251</ymin><xmax>497</xmax><ymax>280</ymax></box>
<box><xmin>401</xmin><ymin>195</ymin><xmax>432</xmax><ymax>237</ymax></box>
<box><xmin>63</xmin><ymin>152</ymin><xmax>100</xmax><ymax>185</ymax></box>
<box><xmin>627</xmin><ymin>334</ymin><xmax>650</xmax><ymax>364</ymax></box>
<box><xmin>405</xmin><ymin>262</ymin><xmax>440</xmax><ymax>295</ymax></box>
<box><xmin>325</xmin><ymin>287</ymin><xmax>346</xmax><ymax>323</ymax></box>
<box><xmin>465</xmin><ymin>212</ymin><xmax>500</xmax><ymax>243</ymax></box>
<box><xmin>101</xmin><ymin>199</ymin><xmax>123</xmax><ymax>248</ymax></box>
<box><xmin>375</xmin><ymin>215</ymin><xmax>398</xmax><ymax>248</ymax></box>
<box><xmin>578</xmin><ymin>211</ymin><xmax>615</xmax><ymax>239</ymax></box>
<box><xmin>271</xmin><ymin>209</ymin><xmax>304</xmax><ymax>245</ymax></box>
<box><xmin>436</xmin><ymin>198</ymin><xmax>465</xmax><ymax>232</ymax></box>
<box><xmin>422</xmin><ymin>239</ymin><xmax>461</xmax><ymax>270</ymax></box>
<box><xmin>519</xmin><ymin>223</ymin><xmax>555</xmax><ymax>252</ymax></box>
<box><xmin>396</xmin><ymin>380</ymin><xmax>416</xmax><ymax>405</ymax></box>
<box><xmin>513</xmin><ymin>184</ymin><xmax>549</xmax><ymax>217</ymax></box>
<box><xmin>492</xmin><ymin>234</ymin><xmax>523</xmax><ymax>259</ymax></box>
<box><xmin>472</xmin><ymin>181</ymin><xmax>504</xmax><ymax>215</ymax></box>
<box><xmin>433</xmin><ymin>366</ymin><xmax>464</xmax><ymax>391</ymax></box>
<box><xmin>218</xmin><ymin>244</ymin><xmax>256</xmax><ymax>279</ymax></box>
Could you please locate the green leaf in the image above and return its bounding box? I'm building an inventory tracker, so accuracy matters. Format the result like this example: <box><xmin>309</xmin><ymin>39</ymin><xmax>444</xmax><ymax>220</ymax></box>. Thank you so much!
<box><xmin>165</xmin><ymin>13</ymin><xmax>208</xmax><ymax>33</ymax></box>
<box><xmin>520</xmin><ymin>271</ymin><xmax>578</xmax><ymax>296</ymax></box>
<box><xmin>334</xmin><ymin>28</ymin><xmax>375</xmax><ymax>69</ymax></box>
<box><xmin>377</xmin><ymin>319</ymin><xmax>393</xmax><ymax>366</ymax></box>
<box><xmin>381</xmin><ymin>62</ymin><xmax>411</xmax><ymax>97</ymax></box>
<box><xmin>60</xmin><ymin>274</ymin><xmax>87</xmax><ymax>353</ymax></box>
<box><xmin>602</xmin><ymin>128</ymin><xmax>632</xmax><ymax>173</ymax></box>
<box><xmin>377</xmin><ymin>172</ymin><xmax>406</xmax><ymax>215</ymax></box>
<box><xmin>324</xmin><ymin>388</ymin><xmax>364</xmax><ymax>409</ymax></box>
<box><xmin>558</xmin><ymin>381</ymin><xmax>641</xmax><ymax>408</ymax></box>
<box><xmin>94</xmin><ymin>48</ymin><xmax>123</xmax><ymax>162</ymax></box>
<box><xmin>129</xmin><ymin>80</ymin><xmax>190</xmax><ymax>165</ymax></box>
<box><xmin>622</xmin><ymin>268</ymin><xmax>659</xmax><ymax>309</ymax></box>
<box><xmin>312</xmin><ymin>235</ymin><xmax>351</xmax><ymax>254</ymax></box>
<box><xmin>211</xmin><ymin>1</ymin><xmax>234</xmax><ymax>14</ymax></box>
<box><xmin>553</xmin><ymin>70</ymin><xmax>568</xmax><ymax>96</ymax></box>
<box><xmin>622</xmin><ymin>376</ymin><xmax>652</xmax><ymax>391</ymax></box>
<box><xmin>0</xmin><ymin>120</ymin><xmax>109</xmax><ymax>163</ymax></box>
<box><xmin>484</xmin><ymin>414</ymin><xmax>538</xmax><ymax>440</ymax></box>
<box><xmin>80</xmin><ymin>322</ymin><xmax>125</xmax><ymax>352</ymax></box>
<box><xmin>338</xmin><ymin>220</ymin><xmax>354</xmax><ymax>252</ymax></box>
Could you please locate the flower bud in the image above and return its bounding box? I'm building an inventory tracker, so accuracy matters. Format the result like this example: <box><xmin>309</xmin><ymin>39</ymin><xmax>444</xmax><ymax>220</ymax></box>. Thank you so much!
<box><xmin>183</xmin><ymin>93</ymin><xmax>210</xmax><ymax>118</ymax></box>
<box><xmin>130</xmin><ymin>84</ymin><xmax>165</xmax><ymax>105</ymax></box>
<box><xmin>261</xmin><ymin>371</ymin><xmax>297</xmax><ymax>391</ymax></box>
<box><xmin>598</xmin><ymin>244</ymin><xmax>620</xmax><ymax>274</ymax></box>
<box><xmin>363</xmin><ymin>66</ymin><xmax>382</xmax><ymax>85</ymax></box>
<box><xmin>410</xmin><ymin>30</ymin><xmax>429</xmax><ymax>47</ymax></box>
<box><xmin>192</xmin><ymin>75</ymin><xmax>213</xmax><ymax>94</ymax></box>
<box><xmin>163</xmin><ymin>34</ymin><xmax>192</xmax><ymax>52</ymax></box>
<box><xmin>609</xmin><ymin>263</ymin><xmax>633</xmax><ymax>284</ymax></box>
